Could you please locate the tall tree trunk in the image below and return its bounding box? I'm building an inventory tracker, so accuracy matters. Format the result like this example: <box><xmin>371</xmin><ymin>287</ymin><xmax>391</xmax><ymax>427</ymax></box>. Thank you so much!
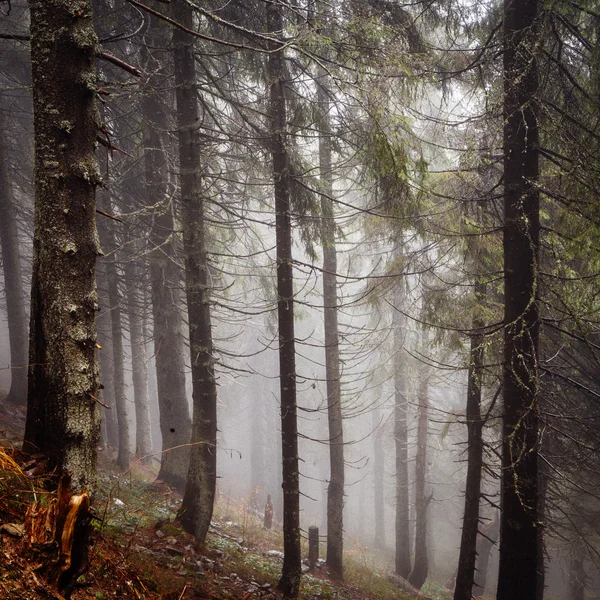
<box><xmin>473</xmin><ymin>514</ymin><xmax>499</xmax><ymax>597</ymax></box>
<box><xmin>267</xmin><ymin>3</ymin><xmax>301</xmax><ymax>595</ymax></box>
<box><xmin>250</xmin><ymin>394</ymin><xmax>265</xmax><ymax>502</ymax></box>
<box><xmin>123</xmin><ymin>252</ymin><xmax>152</xmax><ymax>462</ymax></box>
<box><xmin>408</xmin><ymin>330</ymin><xmax>429</xmax><ymax>590</ymax></box>
<box><xmin>453</xmin><ymin>285</ymin><xmax>485</xmax><ymax>600</ymax></box>
<box><xmin>98</xmin><ymin>192</ymin><xmax>130</xmax><ymax>470</ymax></box>
<box><xmin>0</xmin><ymin>107</ymin><xmax>28</xmax><ymax>406</ymax></box>
<box><xmin>317</xmin><ymin>63</ymin><xmax>345</xmax><ymax>578</ymax></box>
<box><xmin>372</xmin><ymin>404</ymin><xmax>385</xmax><ymax>549</ymax></box>
<box><xmin>96</xmin><ymin>261</ymin><xmax>118</xmax><ymax>448</ymax></box>
<box><xmin>569</xmin><ymin>538</ymin><xmax>586</xmax><ymax>600</ymax></box>
<box><xmin>172</xmin><ymin>0</ymin><xmax>218</xmax><ymax>545</ymax></box>
<box><xmin>393</xmin><ymin>259</ymin><xmax>411</xmax><ymax>579</ymax></box>
<box><xmin>140</xmin><ymin>14</ymin><xmax>191</xmax><ymax>491</ymax></box>
<box><xmin>497</xmin><ymin>2</ymin><xmax>540</xmax><ymax>599</ymax></box>
<box><xmin>23</xmin><ymin>11</ymin><xmax>101</xmax><ymax>592</ymax></box>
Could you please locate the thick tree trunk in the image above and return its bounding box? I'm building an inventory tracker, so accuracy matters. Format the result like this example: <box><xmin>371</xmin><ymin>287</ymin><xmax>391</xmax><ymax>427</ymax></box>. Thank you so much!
<box><xmin>23</xmin><ymin>0</ymin><xmax>101</xmax><ymax>490</ymax></box>
<box><xmin>393</xmin><ymin>260</ymin><xmax>411</xmax><ymax>579</ymax></box>
<box><xmin>0</xmin><ymin>107</ymin><xmax>28</xmax><ymax>406</ymax></box>
<box><xmin>172</xmin><ymin>0</ymin><xmax>218</xmax><ymax>545</ymax></box>
<box><xmin>97</xmin><ymin>193</ymin><xmax>130</xmax><ymax>470</ymax></box>
<box><xmin>453</xmin><ymin>294</ymin><xmax>484</xmax><ymax>600</ymax></box>
<box><xmin>140</xmin><ymin>15</ymin><xmax>191</xmax><ymax>491</ymax></box>
<box><xmin>267</xmin><ymin>3</ymin><xmax>302</xmax><ymax>595</ymax></box>
<box><xmin>497</xmin><ymin>2</ymin><xmax>541</xmax><ymax>599</ymax></box>
<box><xmin>317</xmin><ymin>65</ymin><xmax>345</xmax><ymax>579</ymax></box>
<box><xmin>408</xmin><ymin>332</ymin><xmax>429</xmax><ymax>590</ymax></box>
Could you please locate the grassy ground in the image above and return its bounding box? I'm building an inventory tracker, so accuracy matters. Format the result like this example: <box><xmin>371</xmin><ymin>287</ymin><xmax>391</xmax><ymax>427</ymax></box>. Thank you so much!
<box><xmin>0</xmin><ymin>403</ymin><xmax>453</xmax><ymax>600</ymax></box>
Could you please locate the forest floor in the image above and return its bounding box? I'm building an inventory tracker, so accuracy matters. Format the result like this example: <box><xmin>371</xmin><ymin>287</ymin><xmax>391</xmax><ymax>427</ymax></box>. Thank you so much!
<box><xmin>0</xmin><ymin>401</ymin><xmax>452</xmax><ymax>600</ymax></box>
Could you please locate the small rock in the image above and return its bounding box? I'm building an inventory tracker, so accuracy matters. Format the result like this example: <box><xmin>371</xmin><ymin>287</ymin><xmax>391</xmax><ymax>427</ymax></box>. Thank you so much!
<box><xmin>155</xmin><ymin>530</ymin><xmax>165</xmax><ymax>538</ymax></box>
<box><xmin>266</xmin><ymin>550</ymin><xmax>284</xmax><ymax>559</ymax></box>
<box><xmin>165</xmin><ymin>545</ymin><xmax>184</xmax><ymax>557</ymax></box>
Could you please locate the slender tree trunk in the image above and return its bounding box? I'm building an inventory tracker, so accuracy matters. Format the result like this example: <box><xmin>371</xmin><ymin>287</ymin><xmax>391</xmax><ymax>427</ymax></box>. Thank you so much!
<box><xmin>317</xmin><ymin>63</ymin><xmax>345</xmax><ymax>578</ymax></box>
<box><xmin>267</xmin><ymin>3</ymin><xmax>301</xmax><ymax>595</ymax></box>
<box><xmin>123</xmin><ymin>252</ymin><xmax>152</xmax><ymax>462</ymax></box>
<box><xmin>250</xmin><ymin>394</ymin><xmax>265</xmax><ymax>501</ymax></box>
<box><xmin>408</xmin><ymin>331</ymin><xmax>429</xmax><ymax>590</ymax></box>
<box><xmin>140</xmin><ymin>15</ymin><xmax>191</xmax><ymax>490</ymax></box>
<box><xmin>0</xmin><ymin>107</ymin><xmax>28</xmax><ymax>406</ymax></box>
<box><xmin>171</xmin><ymin>0</ymin><xmax>219</xmax><ymax>545</ymax></box>
<box><xmin>473</xmin><ymin>515</ymin><xmax>499</xmax><ymax>597</ymax></box>
<box><xmin>97</xmin><ymin>192</ymin><xmax>130</xmax><ymax>470</ymax></box>
<box><xmin>24</xmin><ymin>11</ymin><xmax>101</xmax><ymax>592</ymax></box>
<box><xmin>96</xmin><ymin>261</ymin><xmax>118</xmax><ymax>448</ymax></box>
<box><xmin>569</xmin><ymin>539</ymin><xmax>586</xmax><ymax>600</ymax></box>
<box><xmin>372</xmin><ymin>404</ymin><xmax>385</xmax><ymax>549</ymax></box>
<box><xmin>453</xmin><ymin>286</ymin><xmax>485</xmax><ymax>600</ymax></box>
<box><xmin>497</xmin><ymin>2</ymin><xmax>540</xmax><ymax>599</ymax></box>
<box><xmin>536</xmin><ymin>447</ymin><xmax>549</xmax><ymax>600</ymax></box>
<box><xmin>393</xmin><ymin>260</ymin><xmax>411</xmax><ymax>578</ymax></box>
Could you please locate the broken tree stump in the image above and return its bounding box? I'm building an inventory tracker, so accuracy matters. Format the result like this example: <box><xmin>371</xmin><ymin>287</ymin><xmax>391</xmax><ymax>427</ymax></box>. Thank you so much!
<box><xmin>264</xmin><ymin>494</ymin><xmax>273</xmax><ymax>530</ymax></box>
<box><xmin>308</xmin><ymin>526</ymin><xmax>319</xmax><ymax>568</ymax></box>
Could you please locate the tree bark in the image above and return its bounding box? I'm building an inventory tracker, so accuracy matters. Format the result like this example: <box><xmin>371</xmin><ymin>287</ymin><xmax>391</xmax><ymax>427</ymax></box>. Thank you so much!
<box><xmin>140</xmin><ymin>14</ymin><xmax>191</xmax><ymax>491</ymax></box>
<box><xmin>453</xmin><ymin>290</ymin><xmax>484</xmax><ymax>600</ymax></box>
<box><xmin>393</xmin><ymin>256</ymin><xmax>411</xmax><ymax>579</ymax></box>
<box><xmin>0</xmin><ymin>106</ymin><xmax>28</xmax><ymax>406</ymax></box>
<box><xmin>267</xmin><ymin>3</ymin><xmax>302</xmax><ymax>595</ymax></box>
<box><xmin>497</xmin><ymin>2</ymin><xmax>541</xmax><ymax>599</ymax></box>
<box><xmin>317</xmin><ymin>62</ymin><xmax>345</xmax><ymax>578</ymax></box>
<box><xmin>171</xmin><ymin>0</ymin><xmax>219</xmax><ymax>545</ymax></box>
<box><xmin>408</xmin><ymin>330</ymin><xmax>429</xmax><ymax>590</ymax></box>
<box><xmin>23</xmin><ymin>0</ymin><xmax>101</xmax><ymax>492</ymax></box>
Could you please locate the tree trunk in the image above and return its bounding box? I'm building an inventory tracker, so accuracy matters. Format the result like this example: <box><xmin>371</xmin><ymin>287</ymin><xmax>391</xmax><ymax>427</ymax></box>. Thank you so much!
<box><xmin>497</xmin><ymin>2</ymin><xmax>541</xmax><ymax>599</ymax></box>
<box><xmin>473</xmin><ymin>514</ymin><xmax>499</xmax><ymax>597</ymax></box>
<box><xmin>267</xmin><ymin>3</ymin><xmax>302</xmax><ymax>595</ymax></box>
<box><xmin>23</xmin><ymin>0</ymin><xmax>101</xmax><ymax>489</ymax></box>
<box><xmin>408</xmin><ymin>331</ymin><xmax>429</xmax><ymax>590</ymax></box>
<box><xmin>96</xmin><ymin>261</ymin><xmax>119</xmax><ymax>449</ymax></box>
<box><xmin>453</xmin><ymin>284</ymin><xmax>485</xmax><ymax>600</ymax></box>
<box><xmin>172</xmin><ymin>0</ymin><xmax>218</xmax><ymax>545</ymax></box>
<box><xmin>569</xmin><ymin>539</ymin><xmax>586</xmax><ymax>600</ymax></box>
<box><xmin>0</xmin><ymin>107</ymin><xmax>28</xmax><ymax>406</ymax></box>
<box><xmin>97</xmin><ymin>192</ymin><xmax>130</xmax><ymax>470</ymax></box>
<box><xmin>317</xmin><ymin>63</ymin><xmax>345</xmax><ymax>578</ymax></box>
<box><xmin>140</xmin><ymin>14</ymin><xmax>191</xmax><ymax>491</ymax></box>
<box><xmin>250</xmin><ymin>394</ymin><xmax>265</xmax><ymax>503</ymax></box>
<box><xmin>393</xmin><ymin>258</ymin><xmax>411</xmax><ymax>578</ymax></box>
<box><xmin>372</xmin><ymin>403</ymin><xmax>385</xmax><ymax>549</ymax></box>
<box><xmin>123</xmin><ymin>252</ymin><xmax>152</xmax><ymax>462</ymax></box>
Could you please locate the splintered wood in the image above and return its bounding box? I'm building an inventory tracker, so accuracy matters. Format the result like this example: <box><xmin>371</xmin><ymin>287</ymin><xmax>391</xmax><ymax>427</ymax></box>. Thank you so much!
<box><xmin>23</xmin><ymin>473</ymin><xmax>92</xmax><ymax>586</ymax></box>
